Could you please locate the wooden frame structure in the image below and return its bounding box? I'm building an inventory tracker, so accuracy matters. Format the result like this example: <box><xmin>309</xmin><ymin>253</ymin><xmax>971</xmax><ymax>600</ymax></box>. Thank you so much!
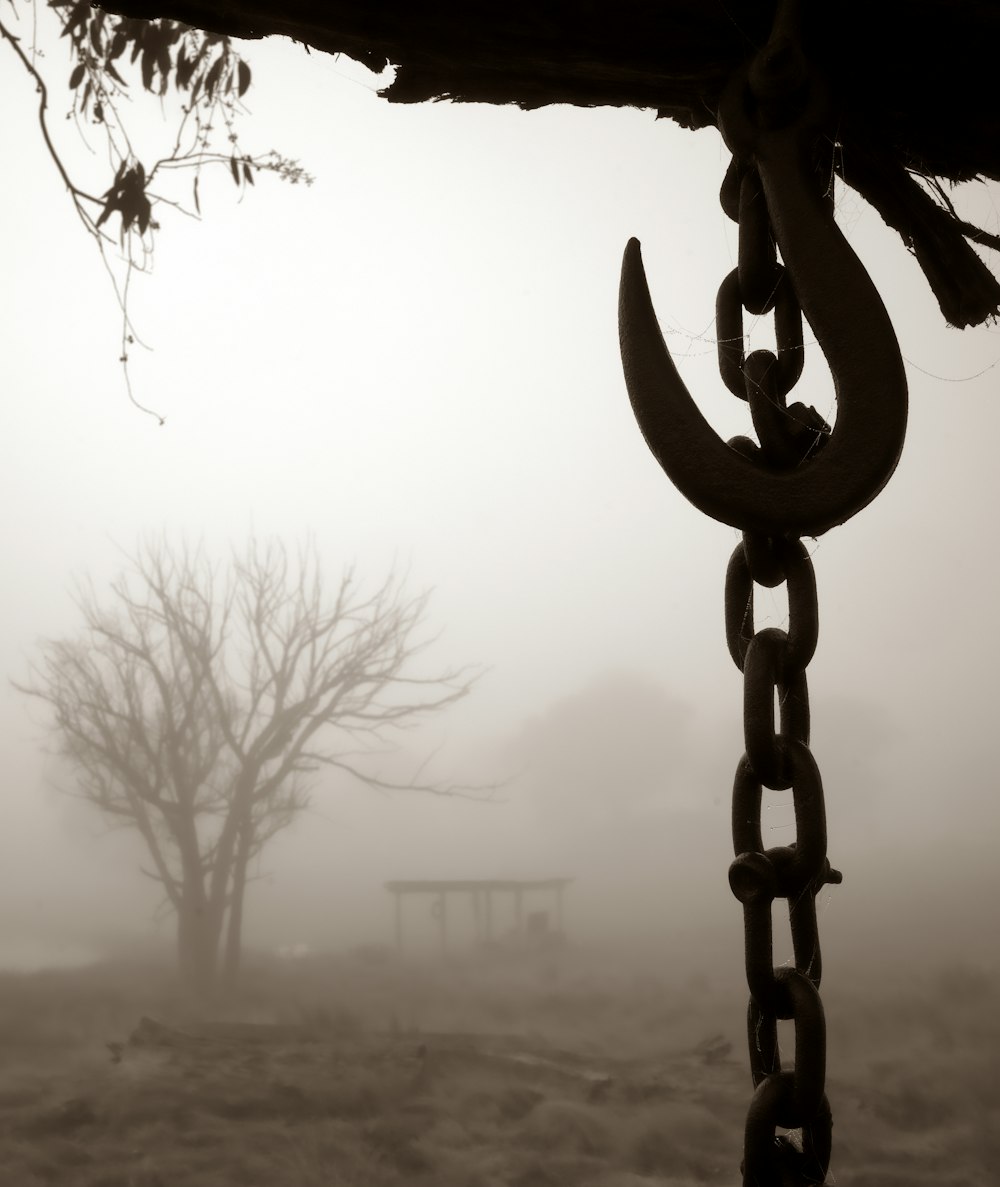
<box><xmin>385</xmin><ymin>878</ymin><xmax>572</xmax><ymax>954</ymax></box>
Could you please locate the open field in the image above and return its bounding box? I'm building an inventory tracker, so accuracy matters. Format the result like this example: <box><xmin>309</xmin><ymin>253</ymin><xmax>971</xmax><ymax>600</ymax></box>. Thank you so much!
<box><xmin>0</xmin><ymin>946</ymin><xmax>995</xmax><ymax>1186</ymax></box>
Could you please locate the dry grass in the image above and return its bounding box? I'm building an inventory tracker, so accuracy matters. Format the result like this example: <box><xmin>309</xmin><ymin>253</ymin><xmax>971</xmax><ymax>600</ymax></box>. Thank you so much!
<box><xmin>0</xmin><ymin>948</ymin><xmax>995</xmax><ymax>1186</ymax></box>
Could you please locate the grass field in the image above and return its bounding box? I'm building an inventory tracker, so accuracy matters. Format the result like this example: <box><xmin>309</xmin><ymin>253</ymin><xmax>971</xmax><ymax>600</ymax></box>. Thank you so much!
<box><xmin>0</xmin><ymin>945</ymin><xmax>995</xmax><ymax>1186</ymax></box>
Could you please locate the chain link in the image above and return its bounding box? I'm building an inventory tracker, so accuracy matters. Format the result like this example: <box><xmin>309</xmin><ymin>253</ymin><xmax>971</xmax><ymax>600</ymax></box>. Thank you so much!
<box><xmin>719</xmin><ymin>155</ymin><xmax>843</xmax><ymax>1186</ymax></box>
<box><xmin>718</xmin><ymin>159</ymin><xmax>832</xmax><ymax>479</ymax></box>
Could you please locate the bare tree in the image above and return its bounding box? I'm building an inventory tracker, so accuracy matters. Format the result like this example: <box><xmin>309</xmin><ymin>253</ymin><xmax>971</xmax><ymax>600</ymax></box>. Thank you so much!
<box><xmin>18</xmin><ymin>538</ymin><xmax>477</xmax><ymax>995</ymax></box>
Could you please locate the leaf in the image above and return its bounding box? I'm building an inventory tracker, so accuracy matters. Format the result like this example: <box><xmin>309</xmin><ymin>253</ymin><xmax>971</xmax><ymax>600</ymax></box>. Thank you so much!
<box><xmin>61</xmin><ymin>1</ymin><xmax>90</xmax><ymax>40</ymax></box>
<box><xmin>193</xmin><ymin>174</ymin><xmax>201</xmax><ymax>215</ymax></box>
<box><xmin>89</xmin><ymin>14</ymin><xmax>104</xmax><ymax>54</ymax></box>
<box><xmin>106</xmin><ymin>62</ymin><xmax>126</xmax><ymax>87</ymax></box>
<box><xmin>156</xmin><ymin>42</ymin><xmax>172</xmax><ymax>92</ymax></box>
<box><xmin>158</xmin><ymin>23</ymin><xmax>182</xmax><ymax>52</ymax></box>
<box><xmin>95</xmin><ymin>196</ymin><xmax>119</xmax><ymax>229</ymax></box>
<box><xmin>230</xmin><ymin>155</ymin><xmax>240</xmax><ymax>186</ymax></box>
<box><xmin>204</xmin><ymin>55</ymin><xmax>223</xmax><ymax>98</ymax></box>
<box><xmin>243</xmin><ymin>161</ymin><xmax>254</xmax><ymax>186</ymax></box>
<box><xmin>103</xmin><ymin>158</ymin><xmax>128</xmax><ymax>197</ymax></box>
<box><xmin>175</xmin><ymin>48</ymin><xmax>192</xmax><ymax>89</ymax></box>
<box><xmin>237</xmin><ymin>59</ymin><xmax>251</xmax><ymax>97</ymax></box>
<box><xmin>109</xmin><ymin>29</ymin><xmax>128</xmax><ymax>61</ymax></box>
<box><xmin>69</xmin><ymin>62</ymin><xmax>85</xmax><ymax>89</ymax></box>
<box><xmin>141</xmin><ymin>46</ymin><xmax>155</xmax><ymax>92</ymax></box>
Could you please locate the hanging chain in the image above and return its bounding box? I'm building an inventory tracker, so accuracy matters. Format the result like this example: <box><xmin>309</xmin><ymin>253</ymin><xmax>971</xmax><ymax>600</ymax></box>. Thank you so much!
<box><xmin>718</xmin><ymin>156</ymin><xmax>843</xmax><ymax>1186</ymax></box>
<box><xmin>619</xmin><ymin>11</ymin><xmax>908</xmax><ymax>1176</ymax></box>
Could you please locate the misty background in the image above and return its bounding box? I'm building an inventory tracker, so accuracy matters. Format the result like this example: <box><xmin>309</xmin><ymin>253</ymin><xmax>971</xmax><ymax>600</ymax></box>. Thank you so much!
<box><xmin>1</xmin><ymin>31</ymin><xmax>998</xmax><ymax>982</ymax></box>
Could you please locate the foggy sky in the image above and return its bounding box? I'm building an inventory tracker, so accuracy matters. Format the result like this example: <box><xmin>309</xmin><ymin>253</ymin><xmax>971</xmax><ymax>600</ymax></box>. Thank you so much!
<box><xmin>2</xmin><ymin>25</ymin><xmax>998</xmax><ymax>974</ymax></box>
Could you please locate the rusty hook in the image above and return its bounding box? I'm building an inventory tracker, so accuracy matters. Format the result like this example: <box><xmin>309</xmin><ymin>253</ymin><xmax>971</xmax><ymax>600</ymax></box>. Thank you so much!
<box><xmin>618</xmin><ymin>70</ymin><xmax>908</xmax><ymax>538</ymax></box>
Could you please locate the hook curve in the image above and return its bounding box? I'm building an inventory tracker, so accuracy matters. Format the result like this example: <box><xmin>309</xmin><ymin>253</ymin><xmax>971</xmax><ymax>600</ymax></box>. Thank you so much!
<box><xmin>619</xmin><ymin>96</ymin><xmax>908</xmax><ymax>538</ymax></box>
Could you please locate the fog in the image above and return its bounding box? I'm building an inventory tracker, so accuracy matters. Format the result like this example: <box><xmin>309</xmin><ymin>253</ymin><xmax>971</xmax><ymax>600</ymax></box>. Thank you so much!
<box><xmin>2</xmin><ymin>27</ymin><xmax>998</xmax><ymax>989</ymax></box>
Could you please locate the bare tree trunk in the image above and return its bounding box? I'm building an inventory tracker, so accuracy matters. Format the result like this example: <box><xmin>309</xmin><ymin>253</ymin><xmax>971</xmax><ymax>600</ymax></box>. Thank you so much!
<box><xmin>222</xmin><ymin>810</ymin><xmax>252</xmax><ymax>993</ymax></box>
<box><xmin>176</xmin><ymin>841</ymin><xmax>226</xmax><ymax>998</ymax></box>
<box><xmin>177</xmin><ymin>895</ymin><xmax>219</xmax><ymax>998</ymax></box>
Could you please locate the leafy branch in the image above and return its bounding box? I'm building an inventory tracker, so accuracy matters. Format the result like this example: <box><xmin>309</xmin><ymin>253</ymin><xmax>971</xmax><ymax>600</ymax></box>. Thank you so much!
<box><xmin>2</xmin><ymin>0</ymin><xmax>314</xmax><ymax>421</ymax></box>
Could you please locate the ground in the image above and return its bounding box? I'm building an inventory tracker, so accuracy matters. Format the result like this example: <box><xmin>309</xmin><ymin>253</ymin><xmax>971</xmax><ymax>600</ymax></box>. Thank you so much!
<box><xmin>0</xmin><ymin>947</ymin><xmax>994</xmax><ymax>1186</ymax></box>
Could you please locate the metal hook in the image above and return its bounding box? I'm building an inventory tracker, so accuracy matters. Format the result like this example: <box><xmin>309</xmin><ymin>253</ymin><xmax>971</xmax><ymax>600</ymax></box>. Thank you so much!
<box><xmin>619</xmin><ymin>72</ymin><xmax>908</xmax><ymax>538</ymax></box>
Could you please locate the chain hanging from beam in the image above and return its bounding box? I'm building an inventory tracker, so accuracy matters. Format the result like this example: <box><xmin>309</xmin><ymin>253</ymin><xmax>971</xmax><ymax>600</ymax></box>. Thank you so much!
<box><xmin>618</xmin><ymin>7</ymin><xmax>908</xmax><ymax>1184</ymax></box>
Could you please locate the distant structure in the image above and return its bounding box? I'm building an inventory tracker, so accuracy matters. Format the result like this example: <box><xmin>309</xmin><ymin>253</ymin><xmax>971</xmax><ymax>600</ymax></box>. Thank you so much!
<box><xmin>384</xmin><ymin>878</ymin><xmax>572</xmax><ymax>954</ymax></box>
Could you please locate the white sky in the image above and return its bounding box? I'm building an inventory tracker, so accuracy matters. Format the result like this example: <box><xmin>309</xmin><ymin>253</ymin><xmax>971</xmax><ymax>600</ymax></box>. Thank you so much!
<box><xmin>1</xmin><ymin>23</ymin><xmax>998</xmax><ymax>971</ymax></box>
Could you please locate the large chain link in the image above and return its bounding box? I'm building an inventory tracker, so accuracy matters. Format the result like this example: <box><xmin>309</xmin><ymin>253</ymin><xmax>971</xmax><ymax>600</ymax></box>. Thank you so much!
<box><xmin>719</xmin><ymin>156</ymin><xmax>842</xmax><ymax>1186</ymax></box>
